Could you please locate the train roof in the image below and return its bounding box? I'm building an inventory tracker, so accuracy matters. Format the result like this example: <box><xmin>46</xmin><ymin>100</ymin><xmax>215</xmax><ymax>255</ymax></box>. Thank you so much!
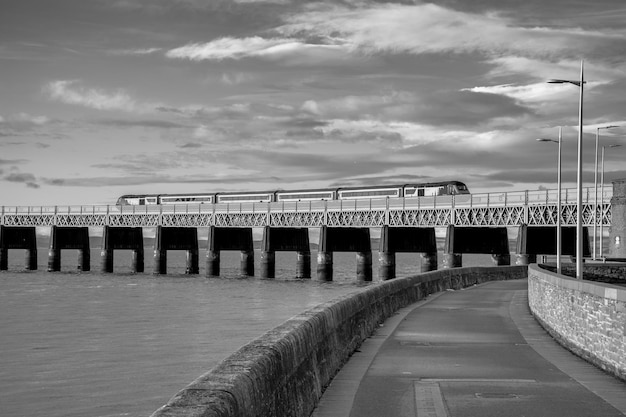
<box><xmin>117</xmin><ymin>181</ymin><xmax>468</xmax><ymax>199</ymax></box>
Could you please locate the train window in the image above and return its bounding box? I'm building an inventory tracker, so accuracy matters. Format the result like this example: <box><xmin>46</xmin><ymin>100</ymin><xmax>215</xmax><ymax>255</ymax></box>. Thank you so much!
<box><xmin>160</xmin><ymin>195</ymin><xmax>212</xmax><ymax>204</ymax></box>
<box><xmin>417</xmin><ymin>189</ymin><xmax>425</xmax><ymax>197</ymax></box>
<box><xmin>219</xmin><ymin>195</ymin><xmax>272</xmax><ymax>202</ymax></box>
<box><xmin>340</xmin><ymin>189</ymin><xmax>400</xmax><ymax>198</ymax></box>
<box><xmin>277</xmin><ymin>192</ymin><xmax>334</xmax><ymax>200</ymax></box>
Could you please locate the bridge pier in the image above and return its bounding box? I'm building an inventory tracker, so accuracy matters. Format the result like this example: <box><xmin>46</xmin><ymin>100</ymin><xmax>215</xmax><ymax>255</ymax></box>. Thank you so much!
<box><xmin>420</xmin><ymin>252</ymin><xmax>438</xmax><ymax>272</ymax></box>
<box><xmin>153</xmin><ymin>226</ymin><xmax>198</xmax><ymax>275</ymax></box>
<box><xmin>378</xmin><ymin>226</ymin><xmax>438</xmax><ymax>279</ymax></box>
<box><xmin>356</xmin><ymin>251</ymin><xmax>373</xmax><ymax>282</ymax></box>
<box><xmin>296</xmin><ymin>251</ymin><xmax>311</xmax><ymax>279</ymax></box>
<box><xmin>514</xmin><ymin>254</ymin><xmax>537</xmax><ymax>266</ymax></box>
<box><xmin>443</xmin><ymin>225</ymin><xmax>510</xmax><ymax>268</ymax></box>
<box><xmin>206</xmin><ymin>226</ymin><xmax>254</xmax><ymax>277</ymax></box>
<box><xmin>316</xmin><ymin>226</ymin><xmax>371</xmax><ymax>282</ymax></box>
<box><xmin>316</xmin><ymin>251</ymin><xmax>333</xmax><ymax>281</ymax></box>
<box><xmin>516</xmin><ymin>224</ymin><xmax>590</xmax><ymax>264</ymax></box>
<box><xmin>491</xmin><ymin>253</ymin><xmax>511</xmax><ymax>266</ymax></box>
<box><xmin>260</xmin><ymin>250</ymin><xmax>275</xmax><ymax>278</ymax></box>
<box><xmin>260</xmin><ymin>227</ymin><xmax>310</xmax><ymax>279</ymax></box>
<box><xmin>100</xmin><ymin>226</ymin><xmax>144</xmax><ymax>273</ymax></box>
<box><xmin>378</xmin><ymin>251</ymin><xmax>395</xmax><ymax>281</ymax></box>
<box><xmin>47</xmin><ymin>226</ymin><xmax>90</xmax><ymax>272</ymax></box>
<box><xmin>442</xmin><ymin>253</ymin><xmax>462</xmax><ymax>268</ymax></box>
<box><xmin>0</xmin><ymin>226</ymin><xmax>38</xmax><ymax>271</ymax></box>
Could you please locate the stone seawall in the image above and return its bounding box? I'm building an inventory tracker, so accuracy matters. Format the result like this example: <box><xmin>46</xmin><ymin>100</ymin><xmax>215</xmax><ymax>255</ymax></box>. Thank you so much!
<box><xmin>150</xmin><ymin>266</ymin><xmax>527</xmax><ymax>417</ymax></box>
<box><xmin>528</xmin><ymin>264</ymin><xmax>626</xmax><ymax>382</ymax></box>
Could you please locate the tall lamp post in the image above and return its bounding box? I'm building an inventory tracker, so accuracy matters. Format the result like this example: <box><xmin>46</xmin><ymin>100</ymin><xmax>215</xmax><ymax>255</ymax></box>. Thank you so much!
<box><xmin>594</xmin><ymin>125</ymin><xmax>619</xmax><ymax>259</ymax></box>
<box><xmin>537</xmin><ymin>126</ymin><xmax>563</xmax><ymax>274</ymax></box>
<box><xmin>548</xmin><ymin>60</ymin><xmax>585</xmax><ymax>279</ymax></box>
<box><xmin>600</xmin><ymin>144</ymin><xmax>623</xmax><ymax>257</ymax></box>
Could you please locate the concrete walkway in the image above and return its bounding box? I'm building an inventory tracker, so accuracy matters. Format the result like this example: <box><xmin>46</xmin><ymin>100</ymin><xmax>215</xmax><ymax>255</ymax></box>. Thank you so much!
<box><xmin>312</xmin><ymin>279</ymin><xmax>626</xmax><ymax>417</ymax></box>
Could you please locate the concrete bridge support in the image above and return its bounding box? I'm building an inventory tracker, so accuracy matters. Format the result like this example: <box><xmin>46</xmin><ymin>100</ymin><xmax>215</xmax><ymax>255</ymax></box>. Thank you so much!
<box><xmin>609</xmin><ymin>178</ymin><xmax>626</xmax><ymax>258</ymax></box>
<box><xmin>153</xmin><ymin>226</ymin><xmax>198</xmax><ymax>275</ymax></box>
<box><xmin>443</xmin><ymin>225</ymin><xmax>510</xmax><ymax>268</ymax></box>
<box><xmin>260</xmin><ymin>227</ymin><xmax>310</xmax><ymax>279</ymax></box>
<box><xmin>378</xmin><ymin>226</ymin><xmax>438</xmax><ymax>280</ymax></box>
<box><xmin>206</xmin><ymin>226</ymin><xmax>254</xmax><ymax>277</ymax></box>
<box><xmin>515</xmin><ymin>224</ymin><xmax>590</xmax><ymax>265</ymax></box>
<box><xmin>316</xmin><ymin>226</ymin><xmax>372</xmax><ymax>282</ymax></box>
<box><xmin>100</xmin><ymin>226</ymin><xmax>144</xmax><ymax>273</ymax></box>
<box><xmin>0</xmin><ymin>226</ymin><xmax>38</xmax><ymax>271</ymax></box>
<box><xmin>47</xmin><ymin>226</ymin><xmax>90</xmax><ymax>272</ymax></box>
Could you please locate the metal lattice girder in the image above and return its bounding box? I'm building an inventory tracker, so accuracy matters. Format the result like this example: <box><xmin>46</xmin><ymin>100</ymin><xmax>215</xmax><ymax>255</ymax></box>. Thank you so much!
<box><xmin>213</xmin><ymin>212</ymin><xmax>267</xmax><ymax>227</ymax></box>
<box><xmin>388</xmin><ymin>209</ymin><xmax>451</xmax><ymax>226</ymax></box>
<box><xmin>108</xmin><ymin>214</ymin><xmax>160</xmax><ymax>227</ymax></box>
<box><xmin>2</xmin><ymin>215</ymin><xmax>55</xmax><ymax>226</ymax></box>
<box><xmin>601</xmin><ymin>203</ymin><xmax>612</xmax><ymax>225</ymax></box>
<box><xmin>326</xmin><ymin>210</ymin><xmax>386</xmax><ymax>227</ymax></box>
<box><xmin>55</xmin><ymin>215</ymin><xmax>107</xmax><ymax>227</ymax></box>
<box><xmin>161</xmin><ymin>214</ymin><xmax>213</xmax><ymax>227</ymax></box>
<box><xmin>269</xmin><ymin>211</ymin><xmax>325</xmax><ymax>227</ymax></box>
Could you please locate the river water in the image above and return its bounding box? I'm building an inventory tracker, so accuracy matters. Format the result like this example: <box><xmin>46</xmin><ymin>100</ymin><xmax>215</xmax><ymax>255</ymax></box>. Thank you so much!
<box><xmin>0</xmin><ymin>248</ymin><xmax>497</xmax><ymax>417</ymax></box>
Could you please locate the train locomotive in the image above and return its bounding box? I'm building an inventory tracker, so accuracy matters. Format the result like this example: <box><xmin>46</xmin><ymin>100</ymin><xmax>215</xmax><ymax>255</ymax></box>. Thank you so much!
<box><xmin>116</xmin><ymin>181</ymin><xmax>469</xmax><ymax>206</ymax></box>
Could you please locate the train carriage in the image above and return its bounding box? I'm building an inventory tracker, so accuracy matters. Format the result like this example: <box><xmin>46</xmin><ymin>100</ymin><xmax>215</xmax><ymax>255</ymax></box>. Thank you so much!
<box><xmin>116</xmin><ymin>181</ymin><xmax>469</xmax><ymax>206</ymax></box>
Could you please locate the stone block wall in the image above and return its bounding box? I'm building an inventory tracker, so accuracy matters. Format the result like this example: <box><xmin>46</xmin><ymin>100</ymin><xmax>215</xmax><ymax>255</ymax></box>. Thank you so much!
<box><xmin>528</xmin><ymin>264</ymin><xmax>626</xmax><ymax>382</ymax></box>
<box><xmin>150</xmin><ymin>266</ymin><xmax>527</xmax><ymax>417</ymax></box>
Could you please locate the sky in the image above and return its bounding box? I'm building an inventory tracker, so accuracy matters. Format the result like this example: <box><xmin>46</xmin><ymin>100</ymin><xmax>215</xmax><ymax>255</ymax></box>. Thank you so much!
<box><xmin>1</xmin><ymin>0</ymin><xmax>626</xmax><ymax>206</ymax></box>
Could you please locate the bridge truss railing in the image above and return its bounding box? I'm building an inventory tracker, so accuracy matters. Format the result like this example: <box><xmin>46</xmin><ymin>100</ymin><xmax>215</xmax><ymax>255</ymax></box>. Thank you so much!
<box><xmin>0</xmin><ymin>187</ymin><xmax>613</xmax><ymax>228</ymax></box>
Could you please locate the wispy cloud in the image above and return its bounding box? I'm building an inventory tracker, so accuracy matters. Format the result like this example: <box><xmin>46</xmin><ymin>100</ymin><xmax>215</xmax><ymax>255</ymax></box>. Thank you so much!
<box><xmin>4</xmin><ymin>171</ymin><xmax>40</xmax><ymax>188</ymax></box>
<box><xmin>166</xmin><ymin>36</ymin><xmax>346</xmax><ymax>63</ymax></box>
<box><xmin>45</xmin><ymin>80</ymin><xmax>138</xmax><ymax>111</ymax></box>
<box><xmin>0</xmin><ymin>113</ymin><xmax>55</xmax><ymax>138</ymax></box>
<box><xmin>108</xmin><ymin>47</ymin><xmax>162</xmax><ymax>55</ymax></box>
<box><xmin>44</xmin><ymin>80</ymin><xmax>162</xmax><ymax>113</ymax></box>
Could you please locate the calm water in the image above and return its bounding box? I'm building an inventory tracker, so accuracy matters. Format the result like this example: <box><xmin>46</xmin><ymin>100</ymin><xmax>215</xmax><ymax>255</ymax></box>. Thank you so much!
<box><xmin>0</xmin><ymin>247</ymin><xmax>497</xmax><ymax>417</ymax></box>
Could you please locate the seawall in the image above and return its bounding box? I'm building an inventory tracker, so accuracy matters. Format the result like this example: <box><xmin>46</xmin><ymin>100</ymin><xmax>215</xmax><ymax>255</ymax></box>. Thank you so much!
<box><xmin>150</xmin><ymin>266</ymin><xmax>527</xmax><ymax>417</ymax></box>
<box><xmin>528</xmin><ymin>264</ymin><xmax>626</xmax><ymax>382</ymax></box>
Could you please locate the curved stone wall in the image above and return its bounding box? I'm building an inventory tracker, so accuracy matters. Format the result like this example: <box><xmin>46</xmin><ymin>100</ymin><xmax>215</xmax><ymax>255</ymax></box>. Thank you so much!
<box><xmin>150</xmin><ymin>266</ymin><xmax>527</xmax><ymax>417</ymax></box>
<box><xmin>528</xmin><ymin>264</ymin><xmax>626</xmax><ymax>382</ymax></box>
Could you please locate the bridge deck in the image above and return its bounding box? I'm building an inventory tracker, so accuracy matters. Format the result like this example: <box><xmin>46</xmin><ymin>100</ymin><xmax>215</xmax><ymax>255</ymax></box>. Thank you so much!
<box><xmin>1</xmin><ymin>187</ymin><xmax>613</xmax><ymax>228</ymax></box>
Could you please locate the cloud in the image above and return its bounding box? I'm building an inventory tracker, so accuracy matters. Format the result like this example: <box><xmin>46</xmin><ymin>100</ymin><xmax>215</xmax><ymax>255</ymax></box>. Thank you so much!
<box><xmin>0</xmin><ymin>158</ymin><xmax>28</xmax><ymax>165</ymax></box>
<box><xmin>0</xmin><ymin>112</ymin><xmax>51</xmax><ymax>130</ymax></box>
<box><xmin>166</xmin><ymin>36</ymin><xmax>347</xmax><ymax>63</ymax></box>
<box><xmin>94</xmin><ymin>118</ymin><xmax>187</xmax><ymax>129</ymax></box>
<box><xmin>44</xmin><ymin>80</ymin><xmax>160</xmax><ymax>113</ymax></box>
<box><xmin>220</xmin><ymin>72</ymin><xmax>254</xmax><ymax>85</ymax></box>
<box><xmin>108</xmin><ymin>47</ymin><xmax>162</xmax><ymax>55</ymax></box>
<box><xmin>283</xmin><ymin>3</ymin><xmax>625</xmax><ymax>57</ymax></box>
<box><xmin>4</xmin><ymin>172</ymin><xmax>40</xmax><ymax>188</ymax></box>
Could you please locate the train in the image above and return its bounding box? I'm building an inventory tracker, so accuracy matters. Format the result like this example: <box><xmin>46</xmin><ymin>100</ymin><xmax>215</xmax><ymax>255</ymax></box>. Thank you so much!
<box><xmin>116</xmin><ymin>181</ymin><xmax>469</xmax><ymax>206</ymax></box>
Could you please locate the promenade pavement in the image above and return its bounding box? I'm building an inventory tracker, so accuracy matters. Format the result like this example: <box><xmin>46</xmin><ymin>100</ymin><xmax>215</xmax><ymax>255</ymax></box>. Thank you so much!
<box><xmin>311</xmin><ymin>279</ymin><xmax>626</xmax><ymax>417</ymax></box>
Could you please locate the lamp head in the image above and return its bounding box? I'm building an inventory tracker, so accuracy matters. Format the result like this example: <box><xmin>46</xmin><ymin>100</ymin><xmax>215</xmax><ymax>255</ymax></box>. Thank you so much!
<box><xmin>547</xmin><ymin>79</ymin><xmax>585</xmax><ymax>86</ymax></box>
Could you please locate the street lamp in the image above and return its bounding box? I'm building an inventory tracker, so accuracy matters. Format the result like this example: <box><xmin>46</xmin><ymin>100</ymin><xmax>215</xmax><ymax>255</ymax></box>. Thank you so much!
<box><xmin>548</xmin><ymin>60</ymin><xmax>585</xmax><ymax>279</ymax></box>
<box><xmin>600</xmin><ymin>144</ymin><xmax>623</xmax><ymax>258</ymax></box>
<box><xmin>594</xmin><ymin>125</ymin><xmax>619</xmax><ymax>259</ymax></box>
<box><xmin>537</xmin><ymin>126</ymin><xmax>563</xmax><ymax>274</ymax></box>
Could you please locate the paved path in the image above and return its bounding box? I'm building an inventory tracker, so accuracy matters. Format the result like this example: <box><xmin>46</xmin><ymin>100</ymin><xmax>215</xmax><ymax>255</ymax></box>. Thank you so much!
<box><xmin>312</xmin><ymin>279</ymin><xmax>626</xmax><ymax>417</ymax></box>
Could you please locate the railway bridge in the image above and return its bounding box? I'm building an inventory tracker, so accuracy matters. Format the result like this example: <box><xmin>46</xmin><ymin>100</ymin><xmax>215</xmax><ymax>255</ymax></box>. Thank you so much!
<box><xmin>1</xmin><ymin>181</ymin><xmax>625</xmax><ymax>280</ymax></box>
